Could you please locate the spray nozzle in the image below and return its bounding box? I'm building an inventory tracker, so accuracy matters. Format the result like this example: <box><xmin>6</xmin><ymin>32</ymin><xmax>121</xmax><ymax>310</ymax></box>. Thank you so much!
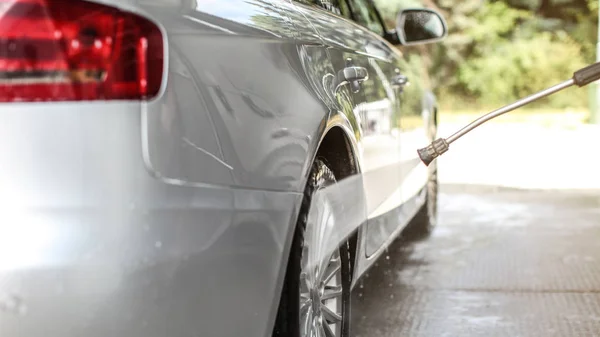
<box><xmin>417</xmin><ymin>61</ymin><xmax>600</xmax><ymax>166</ymax></box>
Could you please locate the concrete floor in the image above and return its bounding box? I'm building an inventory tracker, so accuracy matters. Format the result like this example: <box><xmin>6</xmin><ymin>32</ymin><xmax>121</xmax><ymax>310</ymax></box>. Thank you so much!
<box><xmin>352</xmin><ymin>185</ymin><xmax>600</xmax><ymax>337</ymax></box>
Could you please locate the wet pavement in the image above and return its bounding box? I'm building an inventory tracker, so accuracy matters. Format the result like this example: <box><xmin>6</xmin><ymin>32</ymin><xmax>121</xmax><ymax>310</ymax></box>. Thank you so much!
<box><xmin>352</xmin><ymin>185</ymin><xmax>600</xmax><ymax>336</ymax></box>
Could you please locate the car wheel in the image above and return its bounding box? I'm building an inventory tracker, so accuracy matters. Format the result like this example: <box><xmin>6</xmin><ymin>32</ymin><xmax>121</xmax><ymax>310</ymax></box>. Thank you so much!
<box><xmin>403</xmin><ymin>162</ymin><xmax>438</xmax><ymax>238</ymax></box>
<box><xmin>273</xmin><ymin>159</ymin><xmax>351</xmax><ymax>337</ymax></box>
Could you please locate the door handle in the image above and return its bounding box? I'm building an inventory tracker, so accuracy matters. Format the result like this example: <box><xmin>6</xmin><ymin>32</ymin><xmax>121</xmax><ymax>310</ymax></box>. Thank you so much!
<box><xmin>335</xmin><ymin>66</ymin><xmax>368</xmax><ymax>93</ymax></box>
<box><xmin>392</xmin><ymin>74</ymin><xmax>409</xmax><ymax>88</ymax></box>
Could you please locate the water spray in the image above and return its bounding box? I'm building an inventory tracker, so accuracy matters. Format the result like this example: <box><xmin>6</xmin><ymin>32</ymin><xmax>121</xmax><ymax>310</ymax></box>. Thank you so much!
<box><xmin>418</xmin><ymin>61</ymin><xmax>600</xmax><ymax>166</ymax></box>
<box><xmin>305</xmin><ymin>62</ymin><xmax>600</xmax><ymax>280</ymax></box>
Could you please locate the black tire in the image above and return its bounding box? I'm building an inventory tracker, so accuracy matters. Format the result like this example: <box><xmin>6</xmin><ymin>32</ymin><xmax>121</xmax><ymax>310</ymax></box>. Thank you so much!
<box><xmin>273</xmin><ymin>159</ymin><xmax>352</xmax><ymax>337</ymax></box>
<box><xmin>403</xmin><ymin>162</ymin><xmax>439</xmax><ymax>239</ymax></box>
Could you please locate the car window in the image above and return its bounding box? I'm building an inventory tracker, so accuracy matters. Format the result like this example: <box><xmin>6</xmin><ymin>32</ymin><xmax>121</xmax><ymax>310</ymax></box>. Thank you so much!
<box><xmin>343</xmin><ymin>0</ymin><xmax>385</xmax><ymax>35</ymax></box>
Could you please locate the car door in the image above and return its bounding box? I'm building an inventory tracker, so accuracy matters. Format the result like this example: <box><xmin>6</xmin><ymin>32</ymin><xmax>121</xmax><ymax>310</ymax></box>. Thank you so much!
<box><xmin>291</xmin><ymin>0</ymin><xmax>427</xmax><ymax>257</ymax></box>
<box><xmin>339</xmin><ymin>0</ymin><xmax>432</xmax><ymax>258</ymax></box>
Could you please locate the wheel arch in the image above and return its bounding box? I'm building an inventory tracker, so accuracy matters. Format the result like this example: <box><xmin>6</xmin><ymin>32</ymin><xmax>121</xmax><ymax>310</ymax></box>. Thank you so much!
<box><xmin>312</xmin><ymin>116</ymin><xmax>363</xmax><ymax>280</ymax></box>
<box><xmin>315</xmin><ymin>125</ymin><xmax>359</xmax><ymax>181</ymax></box>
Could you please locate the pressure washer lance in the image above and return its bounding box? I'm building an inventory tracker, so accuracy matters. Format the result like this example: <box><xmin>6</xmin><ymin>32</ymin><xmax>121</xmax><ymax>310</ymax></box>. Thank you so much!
<box><xmin>417</xmin><ymin>61</ymin><xmax>600</xmax><ymax>166</ymax></box>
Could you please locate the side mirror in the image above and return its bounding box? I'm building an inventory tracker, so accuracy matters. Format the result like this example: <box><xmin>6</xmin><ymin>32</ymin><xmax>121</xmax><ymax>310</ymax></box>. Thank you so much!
<box><xmin>396</xmin><ymin>9</ymin><xmax>447</xmax><ymax>45</ymax></box>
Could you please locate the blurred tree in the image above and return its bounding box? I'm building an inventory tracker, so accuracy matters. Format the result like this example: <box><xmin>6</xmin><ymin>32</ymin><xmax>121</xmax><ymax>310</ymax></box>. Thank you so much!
<box><xmin>458</xmin><ymin>32</ymin><xmax>586</xmax><ymax>107</ymax></box>
<box><xmin>374</xmin><ymin>0</ymin><xmax>599</xmax><ymax>110</ymax></box>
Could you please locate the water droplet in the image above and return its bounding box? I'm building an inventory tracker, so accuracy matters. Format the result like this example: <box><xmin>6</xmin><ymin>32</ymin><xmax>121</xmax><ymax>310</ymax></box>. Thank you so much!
<box><xmin>385</xmin><ymin>255</ymin><xmax>390</xmax><ymax>260</ymax></box>
<box><xmin>155</xmin><ymin>241</ymin><xmax>162</xmax><ymax>248</ymax></box>
<box><xmin>388</xmin><ymin>283</ymin><xmax>392</xmax><ymax>287</ymax></box>
<box><xmin>0</xmin><ymin>294</ymin><xmax>27</xmax><ymax>316</ymax></box>
<box><xmin>358</xmin><ymin>293</ymin><xmax>363</xmax><ymax>297</ymax></box>
<box><xmin>0</xmin><ymin>295</ymin><xmax>17</xmax><ymax>311</ymax></box>
<box><xmin>390</xmin><ymin>294</ymin><xmax>394</xmax><ymax>299</ymax></box>
<box><xmin>359</xmin><ymin>284</ymin><xmax>363</xmax><ymax>289</ymax></box>
<box><xmin>18</xmin><ymin>304</ymin><xmax>28</xmax><ymax>316</ymax></box>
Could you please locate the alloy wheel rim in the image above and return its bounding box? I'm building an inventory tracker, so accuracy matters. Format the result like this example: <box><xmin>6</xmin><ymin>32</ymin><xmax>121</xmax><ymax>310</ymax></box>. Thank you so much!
<box><xmin>299</xmin><ymin>240</ymin><xmax>343</xmax><ymax>337</ymax></box>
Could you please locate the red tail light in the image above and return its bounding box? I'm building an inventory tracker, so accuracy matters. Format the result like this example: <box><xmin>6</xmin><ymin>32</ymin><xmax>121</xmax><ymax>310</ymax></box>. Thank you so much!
<box><xmin>0</xmin><ymin>0</ymin><xmax>164</xmax><ymax>102</ymax></box>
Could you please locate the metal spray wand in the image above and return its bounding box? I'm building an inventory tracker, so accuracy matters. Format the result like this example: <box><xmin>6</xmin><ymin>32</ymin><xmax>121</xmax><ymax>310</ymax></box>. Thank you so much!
<box><xmin>417</xmin><ymin>62</ymin><xmax>600</xmax><ymax>166</ymax></box>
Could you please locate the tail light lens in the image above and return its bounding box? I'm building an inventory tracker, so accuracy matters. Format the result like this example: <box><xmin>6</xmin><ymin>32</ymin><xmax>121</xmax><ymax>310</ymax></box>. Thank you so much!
<box><xmin>0</xmin><ymin>0</ymin><xmax>164</xmax><ymax>102</ymax></box>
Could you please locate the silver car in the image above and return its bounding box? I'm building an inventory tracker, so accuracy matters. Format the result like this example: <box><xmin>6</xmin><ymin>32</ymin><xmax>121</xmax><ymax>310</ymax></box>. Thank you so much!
<box><xmin>0</xmin><ymin>0</ymin><xmax>446</xmax><ymax>336</ymax></box>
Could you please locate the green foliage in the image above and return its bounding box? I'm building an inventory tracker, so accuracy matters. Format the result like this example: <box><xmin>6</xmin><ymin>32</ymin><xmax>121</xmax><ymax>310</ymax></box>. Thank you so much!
<box><xmin>375</xmin><ymin>0</ymin><xmax>599</xmax><ymax>111</ymax></box>
<box><xmin>374</xmin><ymin>0</ymin><xmax>423</xmax><ymax>29</ymax></box>
<box><xmin>465</xmin><ymin>2</ymin><xmax>531</xmax><ymax>44</ymax></box>
<box><xmin>457</xmin><ymin>33</ymin><xmax>586</xmax><ymax>108</ymax></box>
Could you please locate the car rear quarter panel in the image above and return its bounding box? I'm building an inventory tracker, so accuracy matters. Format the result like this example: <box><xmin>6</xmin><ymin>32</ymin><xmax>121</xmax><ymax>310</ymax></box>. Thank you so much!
<box><xmin>141</xmin><ymin>0</ymin><xmax>339</xmax><ymax>192</ymax></box>
<box><xmin>0</xmin><ymin>1</ymin><xmax>352</xmax><ymax>337</ymax></box>
<box><xmin>0</xmin><ymin>100</ymin><xmax>300</xmax><ymax>337</ymax></box>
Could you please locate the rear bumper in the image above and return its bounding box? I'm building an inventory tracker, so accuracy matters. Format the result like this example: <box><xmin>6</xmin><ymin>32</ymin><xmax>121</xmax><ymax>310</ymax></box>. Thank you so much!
<box><xmin>0</xmin><ymin>102</ymin><xmax>301</xmax><ymax>337</ymax></box>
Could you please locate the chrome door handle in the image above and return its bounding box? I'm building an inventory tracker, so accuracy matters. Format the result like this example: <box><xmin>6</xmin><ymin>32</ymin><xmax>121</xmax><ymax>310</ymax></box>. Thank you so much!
<box><xmin>335</xmin><ymin>66</ymin><xmax>368</xmax><ymax>93</ymax></box>
<box><xmin>392</xmin><ymin>74</ymin><xmax>409</xmax><ymax>88</ymax></box>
